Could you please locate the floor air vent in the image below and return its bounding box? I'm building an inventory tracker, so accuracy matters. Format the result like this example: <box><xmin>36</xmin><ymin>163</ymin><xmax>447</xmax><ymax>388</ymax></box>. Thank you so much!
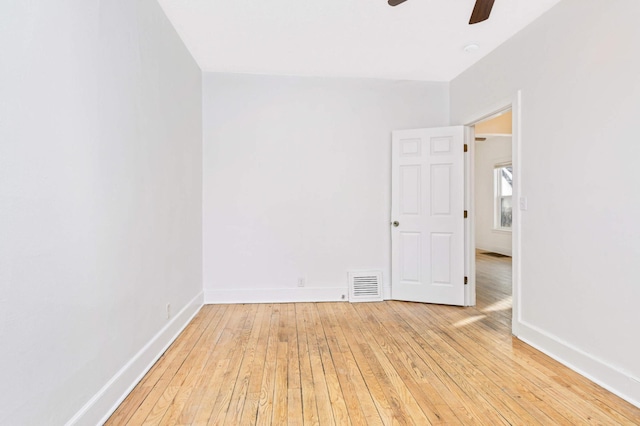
<box><xmin>348</xmin><ymin>271</ymin><xmax>383</xmax><ymax>303</ymax></box>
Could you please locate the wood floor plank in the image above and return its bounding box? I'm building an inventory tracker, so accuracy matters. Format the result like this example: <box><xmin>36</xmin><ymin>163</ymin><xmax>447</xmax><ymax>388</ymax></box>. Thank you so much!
<box><xmin>207</xmin><ymin>304</ymin><xmax>258</xmax><ymax>425</ymax></box>
<box><xmin>312</xmin><ymin>306</ymin><xmax>351</xmax><ymax>426</ymax></box>
<box><xmin>157</xmin><ymin>316</ymin><xmax>227</xmax><ymax>425</ymax></box>
<box><xmin>209</xmin><ymin>305</ymin><xmax>258</xmax><ymax>425</ymax></box>
<box><xmin>191</xmin><ymin>305</ymin><xmax>250</xmax><ymax>424</ymax></box>
<box><xmin>306</xmin><ymin>304</ymin><xmax>338</xmax><ymax>425</ymax></box>
<box><xmin>238</xmin><ymin>304</ymin><xmax>274</xmax><ymax>425</ymax></box>
<box><xmin>316</xmin><ymin>303</ymin><xmax>375</xmax><ymax>425</ymax></box>
<box><xmin>420</xmin><ymin>316</ymin><xmax>566</xmax><ymax>424</ymax></box>
<box><xmin>398</xmin><ymin>303</ymin><xmax>540</xmax><ymax>425</ymax></box>
<box><xmin>118</xmin><ymin>306</ymin><xmax>221</xmax><ymax>426</ymax></box>
<box><xmin>222</xmin><ymin>303</ymin><xmax>268</xmax><ymax>425</ymax></box>
<box><xmin>387</xmin><ymin>311</ymin><xmax>495</xmax><ymax>425</ymax></box>
<box><xmin>385</xmin><ymin>303</ymin><xmax>511</xmax><ymax>425</ymax></box>
<box><xmin>255</xmin><ymin>305</ymin><xmax>279</xmax><ymax>425</ymax></box>
<box><xmin>107</xmin><ymin>253</ymin><xmax>640</xmax><ymax>425</ymax></box>
<box><xmin>336</xmin><ymin>303</ymin><xmax>431</xmax><ymax>425</ymax></box>
<box><xmin>170</xmin><ymin>305</ymin><xmax>235</xmax><ymax>425</ymax></box>
<box><xmin>173</xmin><ymin>306</ymin><xmax>230</xmax><ymax>425</ymax></box>
<box><xmin>285</xmin><ymin>304</ymin><xmax>303</xmax><ymax>426</ymax></box>
<box><xmin>357</xmin><ymin>302</ymin><xmax>467</xmax><ymax>425</ymax></box>
<box><xmin>296</xmin><ymin>303</ymin><xmax>321</xmax><ymax>426</ymax></box>
<box><xmin>416</xmin><ymin>306</ymin><xmax>600</xmax><ymax>425</ymax></box>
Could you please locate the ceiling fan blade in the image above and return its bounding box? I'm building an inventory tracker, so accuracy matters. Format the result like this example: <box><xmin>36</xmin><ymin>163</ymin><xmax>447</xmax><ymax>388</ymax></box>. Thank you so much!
<box><xmin>388</xmin><ymin>0</ymin><xmax>408</xmax><ymax>6</ymax></box>
<box><xmin>469</xmin><ymin>0</ymin><xmax>495</xmax><ymax>24</ymax></box>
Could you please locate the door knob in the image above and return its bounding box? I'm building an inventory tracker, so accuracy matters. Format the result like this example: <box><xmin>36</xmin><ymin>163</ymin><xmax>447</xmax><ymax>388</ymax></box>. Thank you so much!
<box><xmin>392</xmin><ymin>221</ymin><xmax>400</xmax><ymax>227</ymax></box>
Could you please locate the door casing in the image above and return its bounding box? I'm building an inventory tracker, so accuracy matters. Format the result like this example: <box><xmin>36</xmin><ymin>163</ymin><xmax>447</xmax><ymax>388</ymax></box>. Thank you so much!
<box><xmin>462</xmin><ymin>90</ymin><xmax>521</xmax><ymax>335</ymax></box>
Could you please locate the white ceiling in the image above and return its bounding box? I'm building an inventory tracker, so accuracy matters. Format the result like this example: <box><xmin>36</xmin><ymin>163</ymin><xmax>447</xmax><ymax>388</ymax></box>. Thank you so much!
<box><xmin>157</xmin><ymin>0</ymin><xmax>562</xmax><ymax>82</ymax></box>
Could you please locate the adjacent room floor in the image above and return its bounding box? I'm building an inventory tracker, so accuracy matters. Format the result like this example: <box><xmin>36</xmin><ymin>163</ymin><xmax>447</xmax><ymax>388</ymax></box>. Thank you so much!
<box><xmin>107</xmin><ymin>253</ymin><xmax>640</xmax><ymax>425</ymax></box>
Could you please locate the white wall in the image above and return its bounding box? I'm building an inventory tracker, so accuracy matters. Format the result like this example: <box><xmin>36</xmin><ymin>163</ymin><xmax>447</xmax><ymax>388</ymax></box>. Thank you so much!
<box><xmin>475</xmin><ymin>136</ymin><xmax>512</xmax><ymax>256</ymax></box>
<box><xmin>451</xmin><ymin>0</ymin><xmax>640</xmax><ymax>406</ymax></box>
<box><xmin>0</xmin><ymin>1</ymin><xmax>202</xmax><ymax>424</ymax></box>
<box><xmin>203</xmin><ymin>74</ymin><xmax>448</xmax><ymax>303</ymax></box>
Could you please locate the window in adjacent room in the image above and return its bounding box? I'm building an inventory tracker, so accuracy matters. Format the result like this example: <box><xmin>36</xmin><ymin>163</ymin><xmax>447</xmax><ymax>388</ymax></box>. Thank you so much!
<box><xmin>494</xmin><ymin>164</ymin><xmax>513</xmax><ymax>230</ymax></box>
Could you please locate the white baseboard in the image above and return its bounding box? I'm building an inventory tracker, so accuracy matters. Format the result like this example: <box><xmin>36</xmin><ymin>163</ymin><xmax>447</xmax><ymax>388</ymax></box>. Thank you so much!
<box><xmin>476</xmin><ymin>244</ymin><xmax>512</xmax><ymax>257</ymax></box>
<box><xmin>65</xmin><ymin>291</ymin><xmax>204</xmax><ymax>426</ymax></box>
<box><xmin>383</xmin><ymin>284</ymin><xmax>392</xmax><ymax>300</ymax></box>
<box><xmin>204</xmin><ymin>287</ymin><xmax>348</xmax><ymax>304</ymax></box>
<box><xmin>515</xmin><ymin>319</ymin><xmax>640</xmax><ymax>408</ymax></box>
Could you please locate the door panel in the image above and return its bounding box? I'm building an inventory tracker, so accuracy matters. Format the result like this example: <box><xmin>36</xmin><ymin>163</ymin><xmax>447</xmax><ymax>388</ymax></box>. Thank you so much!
<box><xmin>391</xmin><ymin>126</ymin><xmax>465</xmax><ymax>306</ymax></box>
<box><xmin>400</xmin><ymin>165</ymin><xmax>421</xmax><ymax>215</ymax></box>
<box><xmin>401</xmin><ymin>232</ymin><xmax>421</xmax><ymax>282</ymax></box>
<box><xmin>431</xmin><ymin>165</ymin><xmax>452</xmax><ymax>215</ymax></box>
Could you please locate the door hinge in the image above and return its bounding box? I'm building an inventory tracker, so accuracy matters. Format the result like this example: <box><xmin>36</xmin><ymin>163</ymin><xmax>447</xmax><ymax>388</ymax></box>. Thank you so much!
<box><xmin>464</xmin><ymin>210</ymin><xmax>468</xmax><ymax>219</ymax></box>
<box><xmin>464</xmin><ymin>276</ymin><xmax>468</xmax><ymax>285</ymax></box>
<box><xmin>464</xmin><ymin>144</ymin><xmax>468</xmax><ymax>153</ymax></box>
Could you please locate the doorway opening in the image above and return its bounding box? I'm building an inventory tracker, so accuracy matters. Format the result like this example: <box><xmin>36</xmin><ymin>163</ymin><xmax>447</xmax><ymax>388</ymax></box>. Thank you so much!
<box><xmin>468</xmin><ymin>108</ymin><xmax>515</xmax><ymax>329</ymax></box>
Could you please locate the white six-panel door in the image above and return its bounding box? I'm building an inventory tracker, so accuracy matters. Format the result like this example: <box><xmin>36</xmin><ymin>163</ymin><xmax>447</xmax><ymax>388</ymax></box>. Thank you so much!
<box><xmin>391</xmin><ymin>126</ymin><xmax>465</xmax><ymax>306</ymax></box>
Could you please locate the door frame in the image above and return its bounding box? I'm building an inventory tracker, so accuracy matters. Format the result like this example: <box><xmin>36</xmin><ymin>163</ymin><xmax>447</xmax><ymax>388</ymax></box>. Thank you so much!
<box><xmin>463</xmin><ymin>90</ymin><xmax>522</xmax><ymax>336</ymax></box>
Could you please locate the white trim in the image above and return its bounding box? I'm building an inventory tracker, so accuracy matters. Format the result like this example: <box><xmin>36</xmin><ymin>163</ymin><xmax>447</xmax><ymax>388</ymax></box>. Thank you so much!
<box><xmin>383</xmin><ymin>284</ymin><xmax>392</xmax><ymax>300</ymax></box>
<box><xmin>491</xmin><ymin>228</ymin><xmax>512</xmax><ymax>234</ymax></box>
<box><xmin>65</xmin><ymin>292</ymin><xmax>204</xmax><ymax>426</ymax></box>
<box><xmin>475</xmin><ymin>245</ymin><xmax>512</xmax><ymax>257</ymax></box>
<box><xmin>494</xmin><ymin>160</ymin><xmax>513</xmax><ymax>168</ymax></box>
<box><xmin>463</xmin><ymin>99</ymin><xmax>513</xmax><ymax>126</ymax></box>
<box><xmin>515</xmin><ymin>320</ymin><xmax>640</xmax><ymax>408</ymax></box>
<box><xmin>204</xmin><ymin>287</ymin><xmax>348</xmax><ymax>304</ymax></box>
<box><xmin>475</xmin><ymin>132</ymin><xmax>512</xmax><ymax>137</ymax></box>
<box><xmin>511</xmin><ymin>90</ymin><xmax>523</xmax><ymax>336</ymax></box>
<box><xmin>464</xmin><ymin>126</ymin><xmax>476</xmax><ymax>306</ymax></box>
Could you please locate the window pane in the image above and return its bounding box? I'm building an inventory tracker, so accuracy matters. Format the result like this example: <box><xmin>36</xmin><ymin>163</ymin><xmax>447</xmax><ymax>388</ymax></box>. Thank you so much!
<box><xmin>500</xmin><ymin>166</ymin><xmax>513</xmax><ymax>196</ymax></box>
<box><xmin>494</xmin><ymin>165</ymin><xmax>513</xmax><ymax>229</ymax></box>
<box><xmin>501</xmin><ymin>196</ymin><xmax>512</xmax><ymax>228</ymax></box>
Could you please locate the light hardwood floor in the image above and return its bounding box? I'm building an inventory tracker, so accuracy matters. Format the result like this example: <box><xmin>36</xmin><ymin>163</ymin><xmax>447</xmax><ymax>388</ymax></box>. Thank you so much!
<box><xmin>107</xmin><ymin>253</ymin><xmax>640</xmax><ymax>425</ymax></box>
